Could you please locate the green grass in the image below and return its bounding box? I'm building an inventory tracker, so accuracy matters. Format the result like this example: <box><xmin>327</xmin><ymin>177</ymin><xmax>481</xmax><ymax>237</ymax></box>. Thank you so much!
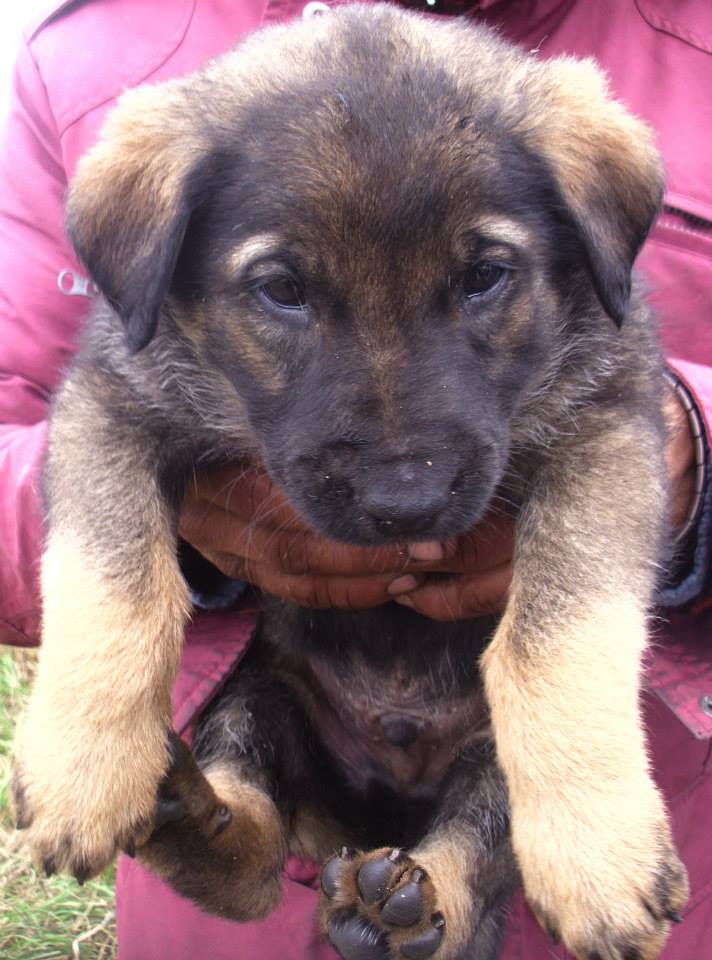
<box><xmin>0</xmin><ymin>649</ymin><xmax>117</xmax><ymax>960</ymax></box>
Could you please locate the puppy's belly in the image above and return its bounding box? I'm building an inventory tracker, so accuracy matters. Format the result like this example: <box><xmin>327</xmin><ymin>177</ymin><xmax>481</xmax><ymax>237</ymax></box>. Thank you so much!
<box><xmin>306</xmin><ymin>659</ymin><xmax>490</xmax><ymax>798</ymax></box>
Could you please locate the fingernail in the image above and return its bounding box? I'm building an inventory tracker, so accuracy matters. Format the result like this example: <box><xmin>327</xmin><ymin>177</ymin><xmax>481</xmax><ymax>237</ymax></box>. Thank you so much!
<box><xmin>408</xmin><ymin>542</ymin><xmax>443</xmax><ymax>562</ymax></box>
<box><xmin>394</xmin><ymin>595</ymin><xmax>415</xmax><ymax>609</ymax></box>
<box><xmin>387</xmin><ymin>575</ymin><xmax>419</xmax><ymax>596</ymax></box>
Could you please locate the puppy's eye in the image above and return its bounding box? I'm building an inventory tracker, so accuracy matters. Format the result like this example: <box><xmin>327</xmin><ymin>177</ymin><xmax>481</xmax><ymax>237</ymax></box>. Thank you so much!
<box><xmin>258</xmin><ymin>277</ymin><xmax>307</xmax><ymax>311</ymax></box>
<box><xmin>463</xmin><ymin>262</ymin><xmax>507</xmax><ymax>298</ymax></box>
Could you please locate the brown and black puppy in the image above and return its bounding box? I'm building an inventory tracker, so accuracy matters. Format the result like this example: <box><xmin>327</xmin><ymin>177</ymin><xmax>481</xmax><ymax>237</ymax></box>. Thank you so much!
<box><xmin>13</xmin><ymin>5</ymin><xmax>687</xmax><ymax>960</ymax></box>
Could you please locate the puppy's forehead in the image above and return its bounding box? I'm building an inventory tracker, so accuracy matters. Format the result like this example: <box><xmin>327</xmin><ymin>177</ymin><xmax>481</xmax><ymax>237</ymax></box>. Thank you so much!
<box><xmin>201</xmin><ymin>8</ymin><xmax>543</xmax><ymax>272</ymax></box>
<box><xmin>231</xmin><ymin>16</ymin><xmax>508</xmax><ymax>164</ymax></box>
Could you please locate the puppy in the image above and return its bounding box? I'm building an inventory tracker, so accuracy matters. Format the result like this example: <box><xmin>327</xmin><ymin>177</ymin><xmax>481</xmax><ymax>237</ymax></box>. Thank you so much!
<box><xmin>13</xmin><ymin>6</ymin><xmax>687</xmax><ymax>959</ymax></box>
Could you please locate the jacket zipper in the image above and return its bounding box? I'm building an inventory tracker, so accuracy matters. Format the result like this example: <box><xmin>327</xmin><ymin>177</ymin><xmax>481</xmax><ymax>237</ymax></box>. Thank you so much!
<box><xmin>663</xmin><ymin>205</ymin><xmax>712</xmax><ymax>231</ymax></box>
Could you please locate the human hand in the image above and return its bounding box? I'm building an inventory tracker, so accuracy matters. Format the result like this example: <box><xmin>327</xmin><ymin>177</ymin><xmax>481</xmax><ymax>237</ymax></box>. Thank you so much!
<box><xmin>396</xmin><ymin>381</ymin><xmax>698</xmax><ymax>621</ymax></box>
<box><xmin>179</xmin><ymin>466</ymin><xmax>424</xmax><ymax>609</ymax></box>
<box><xmin>663</xmin><ymin>381</ymin><xmax>697</xmax><ymax>531</ymax></box>
<box><xmin>179</xmin><ymin>381</ymin><xmax>697</xmax><ymax>620</ymax></box>
<box><xmin>179</xmin><ymin>465</ymin><xmax>513</xmax><ymax>613</ymax></box>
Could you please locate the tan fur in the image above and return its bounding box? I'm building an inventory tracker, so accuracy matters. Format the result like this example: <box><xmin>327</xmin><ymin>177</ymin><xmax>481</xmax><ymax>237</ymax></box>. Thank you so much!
<box><xmin>482</xmin><ymin>420</ymin><xmax>688</xmax><ymax>958</ymax></box>
<box><xmin>469</xmin><ymin>217</ymin><xmax>532</xmax><ymax>249</ymax></box>
<box><xmin>412</xmin><ymin>836</ymin><xmax>475</xmax><ymax>959</ymax></box>
<box><xmin>203</xmin><ymin>763</ymin><xmax>287</xmax><ymax>916</ymax></box>
<box><xmin>227</xmin><ymin>321</ymin><xmax>289</xmax><ymax>391</ymax></box>
<box><xmin>136</xmin><ymin>755</ymin><xmax>286</xmax><ymax>920</ymax></box>
<box><xmin>225</xmin><ymin>235</ymin><xmax>284</xmax><ymax>277</ymax></box>
<box><xmin>204</xmin><ymin>764</ymin><xmax>287</xmax><ymax>879</ymax></box>
<box><xmin>290</xmin><ymin>806</ymin><xmax>348</xmax><ymax>864</ymax></box>
<box><xmin>16</xmin><ymin>527</ymin><xmax>189</xmax><ymax>872</ymax></box>
<box><xmin>485</xmin><ymin>601</ymin><xmax>684</xmax><ymax>958</ymax></box>
<box><xmin>529</xmin><ymin>56</ymin><xmax>662</xmax><ymax>228</ymax></box>
<box><xmin>68</xmin><ymin>82</ymin><xmax>203</xmax><ymax>255</ymax></box>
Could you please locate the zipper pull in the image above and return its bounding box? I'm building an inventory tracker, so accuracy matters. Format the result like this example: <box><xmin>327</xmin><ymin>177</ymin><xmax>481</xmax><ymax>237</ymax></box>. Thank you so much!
<box><xmin>57</xmin><ymin>269</ymin><xmax>99</xmax><ymax>298</ymax></box>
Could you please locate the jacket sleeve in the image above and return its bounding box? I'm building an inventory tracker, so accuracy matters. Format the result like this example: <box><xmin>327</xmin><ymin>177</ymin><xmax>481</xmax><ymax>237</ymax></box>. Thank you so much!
<box><xmin>0</xmin><ymin>37</ymin><xmax>92</xmax><ymax>646</ymax></box>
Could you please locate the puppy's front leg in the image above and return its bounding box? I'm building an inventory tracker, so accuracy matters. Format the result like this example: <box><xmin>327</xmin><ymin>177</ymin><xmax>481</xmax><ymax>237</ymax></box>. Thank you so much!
<box><xmin>13</xmin><ymin>372</ymin><xmax>190</xmax><ymax>880</ymax></box>
<box><xmin>482</xmin><ymin>416</ymin><xmax>687</xmax><ymax>960</ymax></box>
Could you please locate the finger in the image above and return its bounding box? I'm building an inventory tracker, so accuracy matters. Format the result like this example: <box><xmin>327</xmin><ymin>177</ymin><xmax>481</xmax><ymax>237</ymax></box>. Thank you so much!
<box><xmin>663</xmin><ymin>385</ymin><xmax>697</xmax><ymax>528</ymax></box>
<box><xmin>179</xmin><ymin>503</ymin><xmax>412</xmax><ymax>577</ymax></box>
<box><xmin>405</xmin><ymin>511</ymin><xmax>515</xmax><ymax>576</ymax></box>
<box><xmin>266</xmin><ymin>529</ymin><xmax>410</xmax><ymax>577</ymax></box>
<box><xmin>217</xmin><ymin>559</ymin><xmax>420</xmax><ymax>610</ymax></box>
<box><xmin>669</xmin><ymin>473</ymin><xmax>696</xmax><ymax>531</ymax></box>
<box><xmin>186</xmin><ymin>465</ymin><xmax>311</xmax><ymax>531</ymax></box>
<box><xmin>439</xmin><ymin>511</ymin><xmax>516</xmax><ymax>574</ymax></box>
<box><xmin>393</xmin><ymin>566</ymin><xmax>512</xmax><ymax>622</ymax></box>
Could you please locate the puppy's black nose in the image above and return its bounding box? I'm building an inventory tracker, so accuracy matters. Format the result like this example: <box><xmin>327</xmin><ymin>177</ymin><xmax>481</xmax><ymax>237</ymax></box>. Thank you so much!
<box><xmin>360</xmin><ymin>485</ymin><xmax>448</xmax><ymax>536</ymax></box>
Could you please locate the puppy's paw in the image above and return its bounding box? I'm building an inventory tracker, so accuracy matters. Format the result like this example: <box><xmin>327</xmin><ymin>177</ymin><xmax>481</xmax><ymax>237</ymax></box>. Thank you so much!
<box><xmin>320</xmin><ymin>848</ymin><xmax>453</xmax><ymax>960</ymax></box>
<box><xmin>517</xmin><ymin>786</ymin><xmax>688</xmax><ymax>960</ymax></box>
<box><xmin>13</xmin><ymin>716</ymin><xmax>169</xmax><ymax>881</ymax></box>
<box><xmin>137</xmin><ymin>739</ymin><xmax>286</xmax><ymax>921</ymax></box>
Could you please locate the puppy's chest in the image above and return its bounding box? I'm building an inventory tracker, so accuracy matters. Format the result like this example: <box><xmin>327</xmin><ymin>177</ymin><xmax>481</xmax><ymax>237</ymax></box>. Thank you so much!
<box><xmin>301</xmin><ymin>657</ymin><xmax>490</xmax><ymax>799</ymax></box>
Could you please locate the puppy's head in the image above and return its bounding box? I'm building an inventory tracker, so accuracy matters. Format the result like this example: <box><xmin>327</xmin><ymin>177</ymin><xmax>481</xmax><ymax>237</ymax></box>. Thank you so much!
<box><xmin>67</xmin><ymin>5</ymin><xmax>663</xmax><ymax>545</ymax></box>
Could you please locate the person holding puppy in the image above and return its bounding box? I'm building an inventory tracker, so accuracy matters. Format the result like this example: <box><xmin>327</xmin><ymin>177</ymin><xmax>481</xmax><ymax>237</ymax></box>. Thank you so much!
<box><xmin>1</xmin><ymin>1</ymin><xmax>711</xmax><ymax>958</ymax></box>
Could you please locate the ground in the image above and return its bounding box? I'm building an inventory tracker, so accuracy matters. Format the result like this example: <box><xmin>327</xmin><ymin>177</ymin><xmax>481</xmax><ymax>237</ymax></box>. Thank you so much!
<box><xmin>0</xmin><ymin>648</ymin><xmax>117</xmax><ymax>960</ymax></box>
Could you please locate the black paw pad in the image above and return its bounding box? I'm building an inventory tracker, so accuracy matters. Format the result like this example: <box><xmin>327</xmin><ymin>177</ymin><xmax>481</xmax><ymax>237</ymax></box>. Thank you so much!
<box><xmin>328</xmin><ymin>911</ymin><xmax>390</xmax><ymax>960</ymax></box>
<box><xmin>400</xmin><ymin>916</ymin><xmax>445</xmax><ymax>960</ymax></box>
<box><xmin>357</xmin><ymin>849</ymin><xmax>404</xmax><ymax>905</ymax></box>
<box><xmin>381</xmin><ymin>881</ymin><xmax>423</xmax><ymax>926</ymax></box>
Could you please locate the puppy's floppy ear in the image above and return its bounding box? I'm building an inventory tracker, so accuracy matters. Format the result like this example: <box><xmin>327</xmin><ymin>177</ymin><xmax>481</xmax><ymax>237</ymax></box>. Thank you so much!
<box><xmin>67</xmin><ymin>82</ymin><xmax>207</xmax><ymax>353</ymax></box>
<box><xmin>526</xmin><ymin>57</ymin><xmax>663</xmax><ymax>326</ymax></box>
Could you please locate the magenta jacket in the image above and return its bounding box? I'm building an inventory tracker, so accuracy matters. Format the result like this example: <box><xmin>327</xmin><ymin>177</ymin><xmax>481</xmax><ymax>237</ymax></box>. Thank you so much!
<box><xmin>2</xmin><ymin>2</ymin><xmax>712</xmax><ymax>958</ymax></box>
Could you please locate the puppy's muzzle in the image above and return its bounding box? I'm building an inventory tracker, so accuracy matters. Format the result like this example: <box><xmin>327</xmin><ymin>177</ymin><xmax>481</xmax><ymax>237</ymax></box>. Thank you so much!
<box><xmin>358</xmin><ymin>463</ymin><xmax>452</xmax><ymax>538</ymax></box>
<box><xmin>280</xmin><ymin>433</ymin><xmax>501</xmax><ymax>545</ymax></box>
